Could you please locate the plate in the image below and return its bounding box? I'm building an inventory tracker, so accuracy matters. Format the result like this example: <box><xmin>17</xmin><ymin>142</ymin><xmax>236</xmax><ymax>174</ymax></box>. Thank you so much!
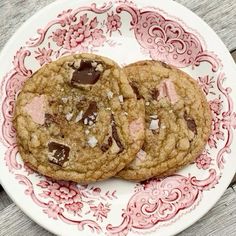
<box><xmin>0</xmin><ymin>0</ymin><xmax>236</xmax><ymax>235</ymax></box>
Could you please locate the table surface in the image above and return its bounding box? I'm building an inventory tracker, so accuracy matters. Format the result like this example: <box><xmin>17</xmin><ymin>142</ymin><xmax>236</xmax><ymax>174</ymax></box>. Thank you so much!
<box><xmin>0</xmin><ymin>0</ymin><xmax>236</xmax><ymax>235</ymax></box>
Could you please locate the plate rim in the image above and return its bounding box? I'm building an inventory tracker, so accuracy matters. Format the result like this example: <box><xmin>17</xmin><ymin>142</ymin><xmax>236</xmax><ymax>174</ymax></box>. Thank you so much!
<box><xmin>0</xmin><ymin>0</ymin><xmax>236</xmax><ymax>235</ymax></box>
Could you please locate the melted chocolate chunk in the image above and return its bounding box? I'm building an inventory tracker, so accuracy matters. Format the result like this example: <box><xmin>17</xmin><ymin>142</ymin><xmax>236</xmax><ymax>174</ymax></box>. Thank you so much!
<box><xmin>101</xmin><ymin>136</ymin><xmax>113</xmax><ymax>152</ymax></box>
<box><xmin>71</xmin><ymin>60</ymin><xmax>101</xmax><ymax>86</ymax></box>
<box><xmin>151</xmin><ymin>130</ymin><xmax>158</xmax><ymax>135</ymax></box>
<box><xmin>141</xmin><ymin>145</ymin><xmax>146</xmax><ymax>151</ymax></box>
<box><xmin>45</xmin><ymin>113</ymin><xmax>55</xmax><ymax>127</ymax></box>
<box><xmin>151</xmin><ymin>88</ymin><xmax>159</xmax><ymax>100</ymax></box>
<box><xmin>130</xmin><ymin>82</ymin><xmax>143</xmax><ymax>100</ymax></box>
<box><xmin>184</xmin><ymin>112</ymin><xmax>197</xmax><ymax>135</ymax></box>
<box><xmin>49</xmin><ymin>100</ymin><xmax>57</xmax><ymax>106</ymax></box>
<box><xmin>76</xmin><ymin>97</ymin><xmax>87</xmax><ymax>110</ymax></box>
<box><xmin>48</xmin><ymin>142</ymin><xmax>70</xmax><ymax>166</ymax></box>
<box><xmin>160</xmin><ymin>61</ymin><xmax>171</xmax><ymax>69</ymax></box>
<box><xmin>111</xmin><ymin>117</ymin><xmax>124</xmax><ymax>154</ymax></box>
<box><xmin>82</xmin><ymin>101</ymin><xmax>98</xmax><ymax>124</ymax></box>
<box><xmin>45</xmin><ymin>113</ymin><xmax>60</xmax><ymax>127</ymax></box>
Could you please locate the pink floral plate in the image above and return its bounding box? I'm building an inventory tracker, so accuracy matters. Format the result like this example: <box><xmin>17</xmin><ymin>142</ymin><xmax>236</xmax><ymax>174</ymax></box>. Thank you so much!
<box><xmin>0</xmin><ymin>0</ymin><xmax>236</xmax><ymax>235</ymax></box>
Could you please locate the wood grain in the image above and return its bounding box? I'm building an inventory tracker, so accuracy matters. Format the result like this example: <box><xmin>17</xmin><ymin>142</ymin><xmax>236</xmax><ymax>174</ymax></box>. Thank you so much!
<box><xmin>176</xmin><ymin>0</ymin><xmax>236</xmax><ymax>51</ymax></box>
<box><xmin>0</xmin><ymin>187</ymin><xmax>12</xmax><ymax>211</ymax></box>
<box><xmin>0</xmin><ymin>187</ymin><xmax>235</xmax><ymax>236</ymax></box>
<box><xmin>0</xmin><ymin>0</ymin><xmax>236</xmax><ymax>235</ymax></box>
<box><xmin>0</xmin><ymin>204</ymin><xmax>52</xmax><ymax>236</ymax></box>
<box><xmin>178</xmin><ymin>187</ymin><xmax>236</xmax><ymax>236</ymax></box>
<box><xmin>0</xmin><ymin>0</ymin><xmax>55</xmax><ymax>51</ymax></box>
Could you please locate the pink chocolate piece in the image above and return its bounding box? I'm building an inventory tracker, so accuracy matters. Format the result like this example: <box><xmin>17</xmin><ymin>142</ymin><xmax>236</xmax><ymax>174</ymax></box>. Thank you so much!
<box><xmin>136</xmin><ymin>149</ymin><xmax>147</xmax><ymax>161</ymax></box>
<box><xmin>158</xmin><ymin>81</ymin><xmax>168</xmax><ymax>99</ymax></box>
<box><xmin>130</xmin><ymin>149</ymin><xmax>147</xmax><ymax>167</ymax></box>
<box><xmin>129</xmin><ymin>118</ymin><xmax>144</xmax><ymax>141</ymax></box>
<box><xmin>24</xmin><ymin>95</ymin><xmax>46</xmax><ymax>125</ymax></box>
<box><xmin>165</xmin><ymin>79</ymin><xmax>179</xmax><ymax>104</ymax></box>
<box><xmin>158</xmin><ymin>79</ymin><xmax>179</xmax><ymax>104</ymax></box>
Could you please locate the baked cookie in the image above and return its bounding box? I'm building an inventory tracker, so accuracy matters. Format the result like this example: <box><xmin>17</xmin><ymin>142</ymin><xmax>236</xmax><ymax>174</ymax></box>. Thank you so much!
<box><xmin>14</xmin><ymin>53</ymin><xmax>145</xmax><ymax>183</ymax></box>
<box><xmin>117</xmin><ymin>60</ymin><xmax>212</xmax><ymax>181</ymax></box>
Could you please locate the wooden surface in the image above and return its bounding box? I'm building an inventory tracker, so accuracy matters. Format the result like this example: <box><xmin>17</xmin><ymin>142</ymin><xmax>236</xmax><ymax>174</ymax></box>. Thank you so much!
<box><xmin>0</xmin><ymin>0</ymin><xmax>236</xmax><ymax>235</ymax></box>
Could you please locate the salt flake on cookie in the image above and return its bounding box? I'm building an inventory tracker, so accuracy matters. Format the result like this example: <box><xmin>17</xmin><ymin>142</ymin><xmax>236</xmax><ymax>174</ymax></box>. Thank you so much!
<box><xmin>149</xmin><ymin>119</ymin><xmax>159</xmax><ymax>130</ymax></box>
<box><xmin>88</xmin><ymin>136</ymin><xmax>98</xmax><ymax>148</ymax></box>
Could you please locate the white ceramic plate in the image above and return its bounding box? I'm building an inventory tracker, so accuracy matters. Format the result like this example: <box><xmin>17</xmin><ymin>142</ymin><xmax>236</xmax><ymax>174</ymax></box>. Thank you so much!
<box><xmin>0</xmin><ymin>0</ymin><xmax>236</xmax><ymax>235</ymax></box>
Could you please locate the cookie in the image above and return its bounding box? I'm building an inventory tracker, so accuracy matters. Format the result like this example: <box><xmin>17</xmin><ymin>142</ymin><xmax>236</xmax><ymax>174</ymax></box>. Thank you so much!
<box><xmin>14</xmin><ymin>53</ymin><xmax>145</xmax><ymax>183</ymax></box>
<box><xmin>117</xmin><ymin>60</ymin><xmax>212</xmax><ymax>181</ymax></box>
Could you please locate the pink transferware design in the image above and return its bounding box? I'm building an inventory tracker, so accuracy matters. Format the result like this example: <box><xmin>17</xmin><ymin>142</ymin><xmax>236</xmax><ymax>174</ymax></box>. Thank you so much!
<box><xmin>0</xmin><ymin>1</ymin><xmax>235</xmax><ymax>235</ymax></box>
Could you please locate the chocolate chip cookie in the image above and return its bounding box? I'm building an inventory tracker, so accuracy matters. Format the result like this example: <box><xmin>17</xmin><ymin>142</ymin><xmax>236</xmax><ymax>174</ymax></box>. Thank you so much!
<box><xmin>117</xmin><ymin>60</ymin><xmax>211</xmax><ymax>181</ymax></box>
<box><xmin>14</xmin><ymin>53</ymin><xmax>145</xmax><ymax>183</ymax></box>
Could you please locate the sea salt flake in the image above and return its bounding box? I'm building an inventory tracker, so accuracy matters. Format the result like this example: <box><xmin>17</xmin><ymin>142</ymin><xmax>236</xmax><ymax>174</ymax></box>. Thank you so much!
<box><xmin>89</xmin><ymin>120</ymin><xmax>94</xmax><ymax>126</ymax></box>
<box><xmin>66</xmin><ymin>113</ymin><xmax>73</xmax><ymax>121</ymax></box>
<box><xmin>118</xmin><ymin>95</ymin><xmax>124</xmax><ymax>103</ymax></box>
<box><xmin>84</xmin><ymin>118</ymin><xmax>88</xmax><ymax>125</ymax></box>
<box><xmin>91</xmin><ymin>61</ymin><xmax>98</xmax><ymax>67</ymax></box>
<box><xmin>88</xmin><ymin>136</ymin><xmax>98</xmax><ymax>148</ymax></box>
<box><xmin>149</xmin><ymin>119</ymin><xmax>159</xmax><ymax>130</ymax></box>
<box><xmin>107</xmin><ymin>91</ymin><xmax>113</xmax><ymax>99</ymax></box>
<box><xmin>61</xmin><ymin>97</ymin><xmax>68</xmax><ymax>103</ymax></box>
<box><xmin>150</xmin><ymin>115</ymin><xmax>158</xmax><ymax>119</ymax></box>
<box><xmin>73</xmin><ymin>61</ymin><xmax>81</xmax><ymax>68</ymax></box>
<box><xmin>96</xmin><ymin>64</ymin><xmax>103</xmax><ymax>72</ymax></box>
<box><xmin>75</xmin><ymin>111</ymin><xmax>83</xmax><ymax>122</ymax></box>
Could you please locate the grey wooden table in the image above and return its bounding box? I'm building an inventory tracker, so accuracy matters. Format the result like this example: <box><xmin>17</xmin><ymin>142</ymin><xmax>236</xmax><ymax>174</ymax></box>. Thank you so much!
<box><xmin>0</xmin><ymin>0</ymin><xmax>236</xmax><ymax>235</ymax></box>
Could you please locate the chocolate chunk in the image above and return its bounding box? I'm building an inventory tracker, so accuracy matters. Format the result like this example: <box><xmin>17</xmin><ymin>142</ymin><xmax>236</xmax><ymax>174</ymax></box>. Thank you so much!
<box><xmin>82</xmin><ymin>101</ymin><xmax>98</xmax><ymax>124</ymax></box>
<box><xmin>71</xmin><ymin>60</ymin><xmax>101</xmax><ymax>86</ymax></box>
<box><xmin>101</xmin><ymin>136</ymin><xmax>113</xmax><ymax>152</ymax></box>
<box><xmin>44</xmin><ymin>113</ymin><xmax>60</xmax><ymax>127</ymax></box>
<box><xmin>130</xmin><ymin>82</ymin><xmax>143</xmax><ymax>100</ymax></box>
<box><xmin>45</xmin><ymin>113</ymin><xmax>54</xmax><ymax>126</ymax></box>
<box><xmin>111</xmin><ymin>116</ymin><xmax>124</xmax><ymax>154</ymax></box>
<box><xmin>141</xmin><ymin>145</ymin><xmax>145</xmax><ymax>151</ymax></box>
<box><xmin>161</xmin><ymin>61</ymin><xmax>171</xmax><ymax>69</ymax></box>
<box><xmin>186</xmin><ymin>119</ymin><xmax>197</xmax><ymax>134</ymax></box>
<box><xmin>45</xmin><ymin>113</ymin><xmax>55</xmax><ymax>127</ymax></box>
<box><xmin>184</xmin><ymin>112</ymin><xmax>197</xmax><ymax>135</ymax></box>
<box><xmin>49</xmin><ymin>100</ymin><xmax>57</xmax><ymax>106</ymax></box>
<box><xmin>151</xmin><ymin>88</ymin><xmax>159</xmax><ymax>100</ymax></box>
<box><xmin>48</xmin><ymin>142</ymin><xmax>70</xmax><ymax>166</ymax></box>
<box><xmin>76</xmin><ymin>97</ymin><xmax>87</xmax><ymax>110</ymax></box>
<box><xmin>151</xmin><ymin>130</ymin><xmax>158</xmax><ymax>135</ymax></box>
